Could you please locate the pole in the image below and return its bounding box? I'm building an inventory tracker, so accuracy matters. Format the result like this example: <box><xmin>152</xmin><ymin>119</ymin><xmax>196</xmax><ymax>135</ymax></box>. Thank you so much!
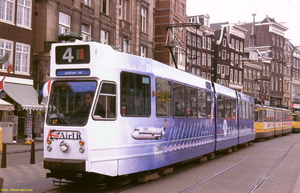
<box><xmin>1</xmin><ymin>143</ymin><xmax>6</xmax><ymax>168</ymax></box>
<box><xmin>30</xmin><ymin>141</ymin><xmax>35</xmax><ymax>165</ymax></box>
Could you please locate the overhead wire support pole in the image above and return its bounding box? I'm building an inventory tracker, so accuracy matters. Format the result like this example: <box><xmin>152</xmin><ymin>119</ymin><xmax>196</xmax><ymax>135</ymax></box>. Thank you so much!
<box><xmin>163</xmin><ymin>23</ymin><xmax>202</xmax><ymax>69</ymax></box>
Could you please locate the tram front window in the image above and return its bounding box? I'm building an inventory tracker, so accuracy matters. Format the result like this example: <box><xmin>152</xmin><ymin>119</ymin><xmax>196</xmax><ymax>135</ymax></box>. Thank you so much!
<box><xmin>46</xmin><ymin>80</ymin><xmax>97</xmax><ymax>126</ymax></box>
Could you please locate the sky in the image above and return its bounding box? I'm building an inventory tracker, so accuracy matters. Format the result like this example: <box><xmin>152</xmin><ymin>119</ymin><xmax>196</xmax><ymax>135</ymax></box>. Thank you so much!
<box><xmin>186</xmin><ymin>0</ymin><xmax>300</xmax><ymax>46</ymax></box>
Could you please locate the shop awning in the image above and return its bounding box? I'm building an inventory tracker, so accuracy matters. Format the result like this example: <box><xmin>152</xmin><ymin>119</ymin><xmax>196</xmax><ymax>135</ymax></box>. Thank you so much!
<box><xmin>0</xmin><ymin>99</ymin><xmax>14</xmax><ymax>111</ymax></box>
<box><xmin>4</xmin><ymin>82</ymin><xmax>45</xmax><ymax>111</ymax></box>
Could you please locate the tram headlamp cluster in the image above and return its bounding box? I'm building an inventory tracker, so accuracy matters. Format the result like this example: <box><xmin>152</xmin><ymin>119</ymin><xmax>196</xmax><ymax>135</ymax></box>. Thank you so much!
<box><xmin>79</xmin><ymin>140</ymin><xmax>85</xmax><ymax>153</ymax></box>
<box><xmin>60</xmin><ymin>140</ymin><xmax>71</xmax><ymax>152</ymax></box>
<box><xmin>47</xmin><ymin>139</ymin><xmax>52</xmax><ymax>152</ymax></box>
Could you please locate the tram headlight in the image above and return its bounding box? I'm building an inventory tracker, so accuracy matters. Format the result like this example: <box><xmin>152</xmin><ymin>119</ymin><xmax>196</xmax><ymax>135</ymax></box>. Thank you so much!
<box><xmin>47</xmin><ymin>145</ymin><xmax>52</xmax><ymax>152</ymax></box>
<box><xmin>79</xmin><ymin>146</ymin><xmax>85</xmax><ymax>153</ymax></box>
<box><xmin>59</xmin><ymin>140</ymin><xmax>71</xmax><ymax>152</ymax></box>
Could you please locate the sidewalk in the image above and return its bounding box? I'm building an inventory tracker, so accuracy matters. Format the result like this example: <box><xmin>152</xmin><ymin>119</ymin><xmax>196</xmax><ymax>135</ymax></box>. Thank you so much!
<box><xmin>0</xmin><ymin>140</ymin><xmax>44</xmax><ymax>155</ymax></box>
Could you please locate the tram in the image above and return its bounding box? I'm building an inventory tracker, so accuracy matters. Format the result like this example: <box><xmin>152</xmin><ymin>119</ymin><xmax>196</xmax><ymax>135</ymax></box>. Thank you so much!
<box><xmin>254</xmin><ymin>104</ymin><xmax>292</xmax><ymax>139</ymax></box>
<box><xmin>43</xmin><ymin>41</ymin><xmax>255</xmax><ymax>183</ymax></box>
<box><xmin>292</xmin><ymin>111</ymin><xmax>300</xmax><ymax>132</ymax></box>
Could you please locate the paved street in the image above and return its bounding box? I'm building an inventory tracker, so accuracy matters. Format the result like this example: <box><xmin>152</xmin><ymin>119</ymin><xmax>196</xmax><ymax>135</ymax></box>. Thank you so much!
<box><xmin>0</xmin><ymin>141</ymin><xmax>52</xmax><ymax>192</ymax></box>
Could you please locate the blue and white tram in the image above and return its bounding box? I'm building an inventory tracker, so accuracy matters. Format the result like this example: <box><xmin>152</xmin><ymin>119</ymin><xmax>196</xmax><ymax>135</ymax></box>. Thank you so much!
<box><xmin>43</xmin><ymin>41</ymin><xmax>255</xmax><ymax>183</ymax></box>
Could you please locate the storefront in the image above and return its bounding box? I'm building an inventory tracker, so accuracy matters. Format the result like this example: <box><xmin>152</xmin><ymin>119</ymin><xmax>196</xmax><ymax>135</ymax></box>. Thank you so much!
<box><xmin>2</xmin><ymin>82</ymin><xmax>45</xmax><ymax>141</ymax></box>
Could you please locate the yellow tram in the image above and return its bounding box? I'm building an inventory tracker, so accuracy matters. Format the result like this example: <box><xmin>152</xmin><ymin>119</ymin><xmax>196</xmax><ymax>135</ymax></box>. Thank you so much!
<box><xmin>292</xmin><ymin>111</ymin><xmax>300</xmax><ymax>132</ymax></box>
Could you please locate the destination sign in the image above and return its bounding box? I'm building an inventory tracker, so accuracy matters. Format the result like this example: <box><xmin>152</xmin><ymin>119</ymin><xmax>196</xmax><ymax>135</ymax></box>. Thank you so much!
<box><xmin>56</xmin><ymin>69</ymin><xmax>90</xmax><ymax>76</ymax></box>
<box><xmin>56</xmin><ymin>45</ymin><xmax>90</xmax><ymax>64</ymax></box>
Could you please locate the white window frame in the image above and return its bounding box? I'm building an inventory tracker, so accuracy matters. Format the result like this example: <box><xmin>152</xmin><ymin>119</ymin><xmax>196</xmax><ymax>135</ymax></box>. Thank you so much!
<box><xmin>59</xmin><ymin>12</ymin><xmax>70</xmax><ymax>35</ymax></box>
<box><xmin>0</xmin><ymin>39</ymin><xmax>13</xmax><ymax>71</ymax></box>
<box><xmin>17</xmin><ymin>0</ymin><xmax>32</xmax><ymax>28</ymax></box>
<box><xmin>140</xmin><ymin>46</ymin><xmax>146</xmax><ymax>57</ymax></box>
<box><xmin>15</xmin><ymin>42</ymin><xmax>30</xmax><ymax>74</ymax></box>
<box><xmin>100</xmin><ymin>30</ymin><xmax>109</xmax><ymax>44</ymax></box>
<box><xmin>101</xmin><ymin>0</ymin><xmax>109</xmax><ymax>15</ymax></box>
<box><xmin>0</xmin><ymin>0</ymin><xmax>14</xmax><ymax>23</ymax></box>
<box><xmin>141</xmin><ymin>7</ymin><xmax>147</xmax><ymax>33</ymax></box>
<box><xmin>81</xmin><ymin>23</ymin><xmax>91</xmax><ymax>42</ymax></box>
<box><xmin>82</xmin><ymin>0</ymin><xmax>91</xmax><ymax>6</ymax></box>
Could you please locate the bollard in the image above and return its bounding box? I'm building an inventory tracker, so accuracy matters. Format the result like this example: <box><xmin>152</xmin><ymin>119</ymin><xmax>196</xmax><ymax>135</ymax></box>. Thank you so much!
<box><xmin>30</xmin><ymin>141</ymin><xmax>35</xmax><ymax>165</ymax></box>
<box><xmin>1</xmin><ymin>143</ymin><xmax>6</xmax><ymax>168</ymax></box>
<box><xmin>0</xmin><ymin>177</ymin><xmax>3</xmax><ymax>191</ymax></box>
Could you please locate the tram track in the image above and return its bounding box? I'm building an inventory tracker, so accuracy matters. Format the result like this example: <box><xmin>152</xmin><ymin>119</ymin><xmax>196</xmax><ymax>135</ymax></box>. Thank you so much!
<box><xmin>177</xmin><ymin>136</ymin><xmax>300</xmax><ymax>193</ymax></box>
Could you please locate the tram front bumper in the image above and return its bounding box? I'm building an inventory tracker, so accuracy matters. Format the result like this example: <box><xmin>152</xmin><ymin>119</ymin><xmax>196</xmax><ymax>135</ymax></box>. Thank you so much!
<box><xmin>44</xmin><ymin>158</ymin><xmax>85</xmax><ymax>172</ymax></box>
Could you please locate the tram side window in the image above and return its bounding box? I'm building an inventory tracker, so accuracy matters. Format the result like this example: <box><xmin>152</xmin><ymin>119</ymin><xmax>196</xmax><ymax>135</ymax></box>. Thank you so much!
<box><xmin>230</xmin><ymin>98</ymin><xmax>236</xmax><ymax>119</ymax></box>
<box><xmin>225</xmin><ymin>97</ymin><xmax>231</xmax><ymax>119</ymax></box>
<box><xmin>197</xmin><ymin>89</ymin><xmax>206</xmax><ymax>118</ymax></box>
<box><xmin>173</xmin><ymin>83</ymin><xmax>185</xmax><ymax>117</ymax></box>
<box><xmin>186</xmin><ymin>86</ymin><xmax>197</xmax><ymax>118</ymax></box>
<box><xmin>250</xmin><ymin>103</ymin><xmax>254</xmax><ymax>119</ymax></box>
<box><xmin>121</xmin><ymin>72</ymin><xmax>151</xmax><ymax>116</ymax></box>
<box><xmin>94</xmin><ymin>82</ymin><xmax>116</xmax><ymax>119</ymax></box>
<box><xmin>156</xmin><ymin>78</ymin><xmax>172</xmax><ymax>117</ymax></box>
<box><xmin>206</xmin><ymin>91</ymin><xmax>212</xmax><ymax>118</ymax></box>
<box><xmin>217</xmin><ymin>95</ymin><xmax>225</xmax><ymax>118</ymax></box>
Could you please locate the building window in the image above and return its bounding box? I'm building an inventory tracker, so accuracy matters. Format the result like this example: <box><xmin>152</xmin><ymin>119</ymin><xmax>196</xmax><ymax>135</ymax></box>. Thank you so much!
<box><xmin>196</xmin><ymin>52</ymin><xmax>200</xmax><ymax>66</ymax></box>
<box><xmin>239</xmin><ymin>71</ymin><xmax>242</xmax><ymax>83</ymax></box>
<box><xmin>249</xmin><ymin>69</ymin><xmax>252</xmax><ymax>79</ymax></box>
<box><xmin>81</xmin><ymin>23</ymin><xmax>91</xmax><ymax>41</ymax></box>
<box><xmin>202</xmin><ymin>36</ymin><xmax>206</xmax><ymax>48</ymax></box>
<box><xmin>192</xmin><ymin>36</ymin><xmax>196</xmax><ymax>47</ymax></box>
<box><xmin>15</xmin><ymin>43</ymin><xmax>30</xmax><ymax>74</ymax></box>
<box><xmin>235</xmin><ymin>40</ymin><xmax>239</xmax><ymax>51</ymax></box>
<box><xmin>221</xmin><ymin>65</ymin><xmax>225</xmax><ymax>76</ymax></box>
<box><xmin>181</xmin><ymin>3</ymin><xmax>185</xmax><ymax>16</ymax></box>
<box><xmin>222</xmin><ymin>38</ymin><xmax>226</xmax><ymax>47</ymax></box>
<box><xmin>217</xmin><ymin>64</ymin><xmax>220</xmax><ymax>74</ymax></box>
<box><xmin>222</xmin><ymin>50</ymin><xmax>226</xmax><ymax>60</ymax></box>
<box><xmin>187</xmin><ymin>34</ymin><xmax>191</xmax><ymax>45</ymax></box>
<box><xmin>207</xmin><ymin>37</ymin><xmax>211</xmax><ymax>50</ymax></box>
<box><xmin>197</xmin><ymin>37</ymin><xmax>201</xmax><ymax>48</ymax></box>
<box><xmin>119</xmin><ymin>0</ymin><xmax>128</xmax><ymax>20</ymax></box>
<box><xmin>202</xmin><ymin>53</ymin><xmax>206</xmax><ymax>66</ymax></box>
<box><xmin>234</xmin><ymin>70</ymin><xmax>238</xmax><ymax>83</ymax></box>
<box><xmin>0</xmin><ymin>0</ymin><xmax>14</xmax><ymax>23</ymax></box>
<box><xmin>0</xmin><ymin>39</ymin><xmax>13</xmax><ymax>71</ymax></box>
<box><xmin>140</xmin><ymin>46</ymin><xmax>146</xmax><ymax>57</ymax></box>
<box><xmin>244</xmin><ymin>68</ymin><xmax>247</xmax><ymax>78</ymax></box>
<box><xmin>101</xmin><ymin>0</ymin><xmax>109</xmax><ymax>15</ymax></box>
<box><xmin>231</xmin><ymin>39</ymin><xmax>235</xmax><ymax>49</ymax></box>
<box><xmin>82</xmin><ymin>0</ymin><xmax>90</xmax><ymax>6</ymax></box>
<box><xmin>141</xmin><ymin>7</ymin><xmax>147</xmax><ymax>33</ymax></box>
<box><xmin>174</xmin><ymin>47</ymin><xmax>184</xmax><ymax>67</ymax></box>
<box><xmin>207</xmin><ymin>73</ymin><xmax>211</xmax><ymax>80</ymax></box>
<box><xmin>123</xmin><ymin>38</ymin><xmax>129</xmax><ymax>53</ymax></box>
<box><xmin>230</xmin><ymin>69</ymin><xmax>233</xmax><ymax>82</ymax></box>
<box><xmin>174</xmin><ymin>0</ymin><xmax>177</xmax><ymax>11</ymax></box>
<box><xmin>59</xmin><ymin>12</ymin><xmax>70</xmax><ymax>35</ymax></box>
<box><xmin>100</xmin><ymin>30</ymin><xmax>108</xmax><ymax>44</ymax></box>
<box><xmin>225</xmin><ymin>66</ymin><xmax>229</xmax><ymax>75</ymax></box>
<box><xmin>17</xmin><ymin>0</ymin><xmax>31</xmax><ymax>28</ymax></box>
<box><xmin>240</xmin><ymin>42</ymin><xmax>243</xmax><ymax>52</ymax></box>
<box><xmin>207</xmin><ymin>54</ymin><xmax>211</xmax><ymax>67</ymax></box>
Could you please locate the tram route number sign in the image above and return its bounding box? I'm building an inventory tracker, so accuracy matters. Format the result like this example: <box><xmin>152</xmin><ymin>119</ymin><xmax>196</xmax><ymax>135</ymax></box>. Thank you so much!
<box><xmin>56</xmin><ymin>45</ymin><xmax>90</xmax><ymax>64</ymax></box>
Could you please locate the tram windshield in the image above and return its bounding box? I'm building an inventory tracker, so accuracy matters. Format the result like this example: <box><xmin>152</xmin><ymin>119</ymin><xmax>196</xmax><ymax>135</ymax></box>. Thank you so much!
<box><xmin>46</xmin><ymin>80</ymin><xmax>97</xmax><ymax>126</ymax></box>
